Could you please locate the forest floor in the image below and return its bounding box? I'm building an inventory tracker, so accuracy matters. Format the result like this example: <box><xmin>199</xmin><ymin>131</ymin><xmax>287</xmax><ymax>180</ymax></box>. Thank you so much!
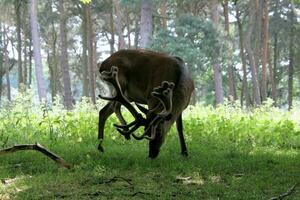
<box><xmin>0</xmin><ymin>131</ymin><xmax>299</xmax><ymax>199</ymax></box>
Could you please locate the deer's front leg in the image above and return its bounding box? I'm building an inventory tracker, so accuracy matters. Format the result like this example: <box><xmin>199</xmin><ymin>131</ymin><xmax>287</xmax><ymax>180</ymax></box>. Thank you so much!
<box><xmin>98</xmin><ymin>102</ymin><xmax>115</xmax><ymax>152</ymax></box>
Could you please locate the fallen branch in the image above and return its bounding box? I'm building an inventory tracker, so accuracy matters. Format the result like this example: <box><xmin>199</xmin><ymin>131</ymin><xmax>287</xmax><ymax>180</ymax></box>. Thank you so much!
<box><xmin>269</xmin><ymin>183</ymin><xmax>298</xmax><ymax>200</ymax></box>
<box><xmin>0</xmin><ymin>143</ymin><xmax>72</xmax><ymax>169</ymax></box>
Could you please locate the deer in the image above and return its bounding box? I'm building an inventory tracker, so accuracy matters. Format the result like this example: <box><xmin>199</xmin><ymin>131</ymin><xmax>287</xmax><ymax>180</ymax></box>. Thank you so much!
<box><xmin>97</xmin><ymin>49</ymin><xmax>194</xmax><ymax>158</ymax></box>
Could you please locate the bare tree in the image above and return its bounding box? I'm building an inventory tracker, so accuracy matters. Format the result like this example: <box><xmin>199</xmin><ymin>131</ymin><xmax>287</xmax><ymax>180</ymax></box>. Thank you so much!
<box><xmin>29</xmin><ymin>0</ymin><xmax>47</xmax><ymax>101</ymax></box>
<box><xmin>140</xmin><ymin>0</ymin><xmax>153</xmax><ymax>48</ymax></box>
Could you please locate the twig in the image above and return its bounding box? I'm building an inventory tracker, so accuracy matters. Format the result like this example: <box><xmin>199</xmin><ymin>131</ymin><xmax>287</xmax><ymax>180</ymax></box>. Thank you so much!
<box><xmin>99</xmin><ymin>176</ymin><xmax>133</xmax><ymax>186</ymax></box>
<box><xmin>0</xmin><ymin>143</ymin><xmax>72</xmax><ymax>169</ymax></box>
<box><xmin>269</xmin><ymin>183</ymin><xmax>298</xmax><ymax>200</ymax></box>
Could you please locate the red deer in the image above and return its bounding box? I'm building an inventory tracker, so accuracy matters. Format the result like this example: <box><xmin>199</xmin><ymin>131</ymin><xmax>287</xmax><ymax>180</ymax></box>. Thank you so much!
<box><xmin>97</xmin><ymin>49</ymin><xmax>194</xmax><ymax>158</ymax></box>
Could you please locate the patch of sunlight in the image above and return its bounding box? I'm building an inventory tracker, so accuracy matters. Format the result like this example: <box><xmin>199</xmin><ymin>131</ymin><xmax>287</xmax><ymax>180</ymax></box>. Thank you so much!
<box><xmin>209</xmin><ymin>175</ymin><xmax>222</xmax><ymax>183</ymax></box>
<box><xmin>249</xmin><ymin>147</ymin><xmax>299</xmax><ymax>157</ymax></box>
<box><xmin>176</xmin><ymin>173</ymin><xmax>205</xmax><ymax>185</ymax></box>
<box><xmin>0</xmin><ymin>175</ymin><xmax>32</xmax><ymax>199</ymax></box>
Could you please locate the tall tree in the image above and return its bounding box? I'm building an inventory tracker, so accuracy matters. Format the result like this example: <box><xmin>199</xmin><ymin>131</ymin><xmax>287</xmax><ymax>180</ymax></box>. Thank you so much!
<box><xmin>113</xmin><ymin>0</ymin><xmax>126</xmax><ymax>49</ymax></box>
<box><xmin>210</xmin><ymin>0</ymin><xmax>224</xmax><ymax>105</ymax></box>
<box><xmin>29</xmin><ymin>0</ymin><xmax>47</xmax><ymax>101</ymax></box>
<box><xmin>223</xmin><ymin>0</ymin><xmax>237</xmax><ymax>101</ymax></box>
<box><xmin>261</xmin><ymin>0</ymin><xmax>269</xmax><ymax>102</ymax></box>
<box><xmin>140</xmin><ymin>0</ymin><xmax>153</xmax><ymax>48</ymax></box>
<box><xmin>85</xmin><ymin>3</ymin><xmax>96</xmax><ymax>103</ymax></box>
<box><xmin>59</xmin><ymin>0</ymin><xmax>73</xmax><ymax>109</ymax></box>
<box><xmin>14</xmin><ymin>0</ymin><xmax>24</xmax><ymax>89</ymax></box>
<box><xmin>288</xmin><ymin>1</ymin><xmax>295</xmax><ymax>110</ymax></box>
<box><xmin>235</xmin><ymin>2</ymin><xmax>251</xmax><ymax>107</ymax></box>
<box><xmin>244</xmin><ymin>0</ymin><xmax>261</xmax><ymax>106</ymax></box>
<box><xmin>81</xmin><ymin>3</ymin><xmax>89</xmax><ymax>97</ymax></box>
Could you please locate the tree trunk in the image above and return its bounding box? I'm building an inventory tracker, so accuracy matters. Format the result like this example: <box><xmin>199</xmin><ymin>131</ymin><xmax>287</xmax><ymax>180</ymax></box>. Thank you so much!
<box><xmin>126</xmin><ymin>6</ymin><xmax>131</xmax><ymax>48</ymax></box>
<box><xmin>22</xmin><ymin>1</ymin><xmax>28</xmax><ymax>88</ymax></box>
<box><xmin>244</xmin><ymin>0</ymin><xmax>261</xmax><ymax>106</ymax></box>
<box><xmin>210</xmin><ymin>0</ymin><xmax>224</xmax><ymax>105</ymax></box>
<box><xmin>113</xmin><ymin>0</ymin><xmax>126</xmax><ymax>50</ymax></box>
<box><xmin>29</xmin><ymin>0</ymin><xmax>47</xmax><ymax>101</ymax></box>
<box><xmin>85</xmin><ymin>4</ymin><xmax>96</xmax><ymax>103</ymax></box>
<box><xmin>272</xmin><ymin>33</ymin><xmax>278</xmax><ymax>105</ymax></box>
<box><xmin>261</xmin><ymin>0</ymin><xmax>269</xmax><ymax>102</ymax></box>
<box><xmin>15</xmin><ymin>0</ymin><xmax>24</xmax><ymax>89</ymax></box>
<box><xmin>236</xmin><ymin>3</ymin><xmax>251</xmax><ymax>107</ymax></box>
<box><xmin>140</xmin><ymin>0</ymin><xmax>153</xmax><ymax>48</ymax></box>
<box><xmin>0</xmin><ymin>24</ymin><xmax>4</xmax><ymax>102</ymax></box>
<box><xmin>29</xmin><ymin>36</ymin><xmax>32</xmax><ymax>87</ymax></box>
<box><xmin>59</xmin><ymin>0</ymin><xmax>73</xmax><ymax>109</ymax></box>
<box><xmin>134</xmin><ymin>17</ymin><xmax>139</xmax><ymax>49</ymax></box>
<box><xmin>49</xmin><ymin>18</ymin><xmax>59</xmax><ymax>102</ymax></box>
<box><xmin>159</xmin><ymin>1</ymin><xmax>168</xmax><ymax>29</ymax></box>
<box><xmin>82</xmin><ymin>4</ymin><xmax>89</xmax><ymax>97</ymax></box>
<box><xmin>288</xmin><ymin>2</ymin><xmax>295</xmax><ymax>110</ymax></box>
<box><xmin>109</xmin><ymin>0</ymin><xmax>115</xmax><ymax>54</ymax></box>
<box><xmin>223</xmin><ymin>0</ymin><xmax>237</xmax><ymax>101</ymax></box>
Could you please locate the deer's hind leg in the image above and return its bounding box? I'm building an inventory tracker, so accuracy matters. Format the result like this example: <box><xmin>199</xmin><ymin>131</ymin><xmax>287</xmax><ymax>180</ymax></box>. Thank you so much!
<box><xmin>176</xmin><ymin>114</ymin><xmax>188</xmax><ymax>156</ymax></box>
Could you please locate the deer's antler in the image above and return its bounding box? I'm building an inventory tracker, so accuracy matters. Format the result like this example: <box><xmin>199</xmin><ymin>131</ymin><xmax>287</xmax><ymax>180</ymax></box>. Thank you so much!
<box><xmin>99</xmin><ymin>66</ymin><xmax>147</xmax><ymax>139</ymax></box>
<box><xmin>131</xmin><ymin>81</ymin><xmax>174</xmax><ymax>141</ymax></box>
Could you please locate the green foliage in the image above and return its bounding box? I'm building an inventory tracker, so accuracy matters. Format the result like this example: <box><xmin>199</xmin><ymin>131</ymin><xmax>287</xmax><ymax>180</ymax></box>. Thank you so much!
<box><xmin>149</xmin><ymin>14</ymin><xmax>227</xmax><ymax>104</ymax></box>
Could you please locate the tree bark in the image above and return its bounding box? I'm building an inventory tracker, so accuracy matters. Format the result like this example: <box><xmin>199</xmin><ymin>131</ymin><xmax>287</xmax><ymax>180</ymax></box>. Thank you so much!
<box><xmin>272</xmin><ymin>33</ymin><xmax>278</xmax><ymax>105</ymax></box>
<box><xmin>85</xmin><ymin>4</ymin><xmax>96</xmax><ymax>103</ymax></box>
<box><xmin>223</xmin><ymin>0</ymin><xmax>237</xmax><ymax>101</ymax></box>
<box><xmin>0</xmin><ymin>23</ymin><xmax>3</xmax><ymax>102</ymax></box>
<box><xmin>140</xmin><ymin>0</ymin><xmax>153</xmax><ymax>48</ymax></box>
<box><xmin>261</xmin><ymin>0</ymin><xmax>269</xmax><ymax>102</ymax></box>
<box><xmin>109</xmin><ymin>0</ymin><xmax>115</xmax><ymax>54</ymax></box>
<box><xmin>288</xmin><ymin>2</ymin><xmax>295</xmax><ymax>110</ymax></box>
<box><xmin>15</xmin><ymin>0</ymin><xmax>24</xmax><ymax>89</ymax></box>
<box><xmin>22</xmin><ymin>1</ymin><xmax>28</xmax><ymax>88</ymax></box>
<box><xmin>113</xmin><ymin>0</ymin><xmax>126</xmax><ymax>50</ymax></box>
<box><xmin>244</xmin><ymin>0</ymin><xmax>261</xmax><ymax>106</ymax></box>
<box><xmin>59</xmin><ymin>0</ymin><xmax>73</xmax><ymax>109</ymax></box>
<box><xmin>210</xmin><ymin>0</ymin><xmax>224</xmax><ymax>105</ymax></box>
<box><xmin>49</xmin><ymin>15</ymin><xmax>59</xmax><ymax>102</ymax></box>
<box><xmin>236</xmin><ymin>3</ymin><xmax>251</xmax><ymax>107</ymax></box>
<box><xmin>81</xmin><ymin>4</ymin><xmax>89</xmax><ymax>97</ymax></box>
<box><xmin>29</xmin><ymin>0</ymin><xmax>47</xmax><ymax>101</ymax></box>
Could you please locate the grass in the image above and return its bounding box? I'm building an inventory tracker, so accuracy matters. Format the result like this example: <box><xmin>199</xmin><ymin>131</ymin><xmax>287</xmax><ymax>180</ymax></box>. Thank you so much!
<box><xmin>0</xmin><ymin>95</ymin><xmax>299</xmax><ymax>199</ymax></box>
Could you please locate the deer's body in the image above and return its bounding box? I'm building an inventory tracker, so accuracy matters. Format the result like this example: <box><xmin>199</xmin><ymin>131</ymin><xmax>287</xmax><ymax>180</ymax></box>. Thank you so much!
<box><xmin>98</xmin><ymin>49</ymin><xmax>194</xmax><ymax>158</ymax></box>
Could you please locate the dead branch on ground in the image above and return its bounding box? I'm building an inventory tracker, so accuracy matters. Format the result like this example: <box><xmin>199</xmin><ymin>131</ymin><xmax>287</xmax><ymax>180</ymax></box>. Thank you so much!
<box><xmin>0</xmin><ymin>143</ymin><xmax>72</xmax><ymax>169</ymax></box>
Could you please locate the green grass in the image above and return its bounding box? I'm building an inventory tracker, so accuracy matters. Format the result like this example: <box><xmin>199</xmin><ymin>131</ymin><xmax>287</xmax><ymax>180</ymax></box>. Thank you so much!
<box><xmin>0</xmin><ymin>95</ymin><xmax>299</xmax><ymax>199</ymax></box>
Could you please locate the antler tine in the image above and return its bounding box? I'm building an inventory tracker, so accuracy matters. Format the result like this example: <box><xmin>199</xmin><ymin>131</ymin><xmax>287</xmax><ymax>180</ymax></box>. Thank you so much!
<box><xmin>99</xmin><ymin>66</ymin><xmax>148</xmax><ymax>138</ymax></box>
<box><xmin>151</xmin><ymin>81</ymin><xmax>174</xmax><ymax>117</ymax></box>
<box><xmin>135</xmin><ymin>103</ymin><xmax>149</xmax><ymax>115</ymax></box>
<box><xmin>131</xmin><ymin>115</ymin><xmax>163</xmax><ymax>141</ymax></box>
